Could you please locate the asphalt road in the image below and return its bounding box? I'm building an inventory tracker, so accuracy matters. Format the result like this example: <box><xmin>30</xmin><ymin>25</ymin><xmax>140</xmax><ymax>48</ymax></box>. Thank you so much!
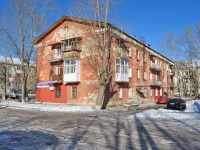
<box><xmin>0</xmin><ymin>106</ymin><xmax>200</xmax><ymax>150</ymax></box>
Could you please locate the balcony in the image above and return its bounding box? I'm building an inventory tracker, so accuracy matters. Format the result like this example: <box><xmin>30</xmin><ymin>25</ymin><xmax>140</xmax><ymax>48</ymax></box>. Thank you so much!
<box><xmin>63</xmin><ymin>44</ymin><xmax>82</xmax><ymax>52</ymax></box>
<box><xmin>149</xmin><ymin>63</ymin><xmax>162</xmax><ymax>71</ymax></box>
<box><xmin>49</xmin><ymin>69</ymin><xmax>63</xmax><ymax>82</ymax></box>
<box><xmin>62</xmin><ymin>51</ymin><xmax>80</xmax><ymax>59</ymax></box>
<box><xmin>116</xmin><ymin>48</ymin><xmax>129</xmax><ymax>59</ymax></box>
<box><xmin>63</xmin><ymin>60</ymin><xmax>80</xmax><ymax>83</ymax></box>
<box><xmin>48</xmin><ymin>54</ymin><xmax>63</xmax><ymax>63</ymax></box>
<box><xmin>150</xmin><ymin>79</ymin><xmax>162</xmax><ymax>86</ymax></box>
<box><xmin>116</xmin><ymin>73</ymin><xmax>129</xmax><ymax>83</ymax></box>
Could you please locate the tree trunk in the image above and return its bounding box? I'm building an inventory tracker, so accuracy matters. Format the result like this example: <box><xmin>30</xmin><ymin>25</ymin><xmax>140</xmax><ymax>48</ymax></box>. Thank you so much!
<box><xmin>21</xmin><ymin>81</ymin><xmax>25</xmax><ymax>103</ymax></box>
<box><xmin>95</xmin><ymin>85</ymin><xmax>106</xmax><ymax>109</ymax></box>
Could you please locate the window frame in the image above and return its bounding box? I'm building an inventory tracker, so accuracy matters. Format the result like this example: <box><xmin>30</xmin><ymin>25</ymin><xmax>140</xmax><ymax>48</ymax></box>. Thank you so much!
<box><xmin>118</xmin><ymin>86</ymin><xmax>122</xmax><ymax>98</ymax></box>
<box><xmin>71</xmin><ymin>86</ymin><xmax>77</xmax><ymax>98</ymax></box>
<box><xmin>56</xmin><ymin>87</ymin><xmax>61</xmax><ymax>98</ymax></box>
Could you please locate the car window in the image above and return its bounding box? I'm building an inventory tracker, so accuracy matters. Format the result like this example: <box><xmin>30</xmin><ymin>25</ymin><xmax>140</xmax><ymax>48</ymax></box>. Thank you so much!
<box><xmin>169</xmin><ymin>99</ymin><xmax>179</xmax><ymax>102</ymax></box>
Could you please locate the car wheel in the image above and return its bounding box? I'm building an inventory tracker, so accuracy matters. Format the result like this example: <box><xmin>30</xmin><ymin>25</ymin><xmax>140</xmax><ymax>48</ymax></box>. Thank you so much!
<box><xmin>179</xmin><ymin>105</ymin><xmax>183</xmax><ymax>110</ymax></box>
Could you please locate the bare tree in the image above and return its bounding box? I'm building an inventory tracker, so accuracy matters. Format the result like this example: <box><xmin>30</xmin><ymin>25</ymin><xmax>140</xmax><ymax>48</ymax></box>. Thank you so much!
<box><xmin>69</xmin><ymin>0</ymin><xmax>126</xmax><ymax>109</ymax></box>
<box><xmin>0</xmin><ymin>0</ymin><xmax>56</xmax><ymax>102</ymax></box>
<box><xmin>0</xmin><ymin>64</ymin><xmax>6</xmax><ymax>101</ymax></box>
<box><xmin>161</xmin><ymin>23</ymin><xmax>200</xmax><ymax>97</ymax></box>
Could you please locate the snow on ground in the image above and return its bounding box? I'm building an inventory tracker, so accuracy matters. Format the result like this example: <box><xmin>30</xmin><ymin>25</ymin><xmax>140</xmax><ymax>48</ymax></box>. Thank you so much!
<box><xmin>130</xmin><ymin>100</ymin><xmax>200</xmax><ymax>119</ymax></box>
<box><xmin>0</xmin><ymin>100</ymin><xmax>95</xmax><ymax>112</ymax></box>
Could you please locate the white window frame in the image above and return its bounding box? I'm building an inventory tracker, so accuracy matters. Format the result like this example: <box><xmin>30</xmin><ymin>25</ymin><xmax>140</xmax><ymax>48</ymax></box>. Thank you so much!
<box><xmin>144</xmin><ymin>72</ymin><xmax>147</xmax><ymax>80</ymax></box>
<box><xmin>128</xmin><ymin>87</ymin><xmax>132</xmax><ymax>98</ymax></box>
<box><xmin>56</xmin><ymin>46</ymin><xmax>61</xmax><ymax>57</ymax></box>
<box><xmin>118</xmin><ymin>87</ymin><xmax>122</xmax><ymax>98</ymax></box>
<box><xmin>129</xmin><ymin>67</ymin><xmax>132</xmax><ymax>78</ymax></box>
<box><xmin>136</xmin><ymin>50</ymin><xmax>139</xmax><ymax>60</ymax></box>
<box><xmin>150</xmin><ymin>73</ymin><xmax>152</xmax><ymax>79</ymax></box>
<box><xmin>55</xmin><ymin>66</ymin><xmax>60</xmax><ymax>75</ymax></box>
<box><xmin>155</xmin><ymin>88</ymin><xmax>158</xmax><ymax>96</ymax></box>
<box><xmin>116</xmin><ymin>59</ymin><xmax>129</xmax><ymax>74</ymax></box>
<box><xmin>64</xmin><ymin>59</ymin><xmax>77</xmax><ymax>74</ymax></box>
<box><xmin>128</xmin><ymin>47</ymin><xmax>132</xmax><ymax>57</ymax></box>
<box><xmin>137</xmin><ymin>69</ymin><xmax>140</xmax><ymax>79</ymax></box>
<box><xmin>150</xmin><ymin>88</ymin><xmax>153</xmax><ymax>96</ymax></box>
<box><xmin>160</xmin><ymin>88</ymin><xmax>162</xmax><ymax>96</ymax></box>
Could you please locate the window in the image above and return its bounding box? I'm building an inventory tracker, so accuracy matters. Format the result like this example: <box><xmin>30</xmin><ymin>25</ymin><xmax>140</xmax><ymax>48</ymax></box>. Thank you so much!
<box><xmin>56</xmin><ymin>87</ymin><xmax>61</xmax><ymax>98</ymax></box>
<box><xmin>72</xmin><ymin>87</ymin><xmax>77</xmax><ymax>98</ymax></box>
<box><xmin>65</xmin><ymin>59</ymin><xmax>76</xmax><ymax>74</ymax></box>
<box><xmin>16</xmin><ymin>66</ymin><xmax>21</xmax><ymax>71</ymax></box>
<box><xmin>118</xmin><ymin>87</ymin><xmax>122</xmax><ymax>98</ymax></box>
<box><xmin>129</xmin><ymin>67</ymin><xmax>132</xmax><ymax>78</ymax></box>
<box><xmin>136</xmin><ymin>50</ymin><xmax>139</xmax><ymax>60</ymax></box>
<box><xmin>128</xmin><ymin>88</ymin><xmax>132</xmax><ymax>98</ymax></box>
<box><xmin>144</xmin><ymin>72</ymin><xmax>147</xmax><ymax>80</ymax></box>
<box><xmin>65</xmin><ymin>38</ymin><xmax>77</xmax><ymax>47</ymax></box>
<box><xmin>137</xmin><ymin>69</ymin><xmax>140</xmax><ymax>79</ymax></box>
<box><xmin>55</xmin><ymin>66</ymin><xmax>61</xmax><ymax>75</ymax></box>
<box><xmin>150</xmin><ymin>88</ymin><xmax>153</xmax><ymax>96</ymax></box>
<box><xmin>143</xmin><ymin>54</ymin><xmax>146</xmax><ymax>62</ymax></box>
<box><xmin>128</xmin><ymin>47</ymin><xmax>132</xmax><ymax>57</ymax></box>
<box><xmin>144</xmin><ymin>88</ymin><xmax>147</xmax><ymax>97</ymax></box>
<box><xmin>160</xmin><ymin>88</ymin><xmax>162</xmax><ymax>96</ymax></box>
<box><xmin>155</xmin><ymin>88</ymin><xmax>158</xmax><ymax>96</ymax></box>
<box><xmin>56</xmin><ymin>46</ymin><xmax>61</xmax><ymax>57</ymax></box>
<box><xmin>150</xmin><ymin>73</ymin><xmax>152</xmax><ymax>79</ymax></box>
<box><xmin>116</xmin><ymin>59</ymin><xmax>128</xmax><ymax>74</ymax></box>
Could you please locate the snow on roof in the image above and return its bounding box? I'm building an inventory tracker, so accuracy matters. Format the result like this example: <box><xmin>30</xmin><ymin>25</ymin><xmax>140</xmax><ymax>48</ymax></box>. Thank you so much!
<box><xmin>0</xmin><ymin>56</ymin><xmax>35</xmax><ymax>66</ymax></box>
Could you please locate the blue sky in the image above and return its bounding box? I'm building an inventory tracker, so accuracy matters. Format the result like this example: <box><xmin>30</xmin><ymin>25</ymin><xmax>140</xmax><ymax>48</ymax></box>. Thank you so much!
<box><xmin>0</xmin><ymin>0</ymin><xmax>200</xmax><ymax>53</ymax></box>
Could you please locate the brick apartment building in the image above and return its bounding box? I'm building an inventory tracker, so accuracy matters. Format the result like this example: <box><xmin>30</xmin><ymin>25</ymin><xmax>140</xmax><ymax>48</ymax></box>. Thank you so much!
<box><xmin>34</xmin><ymin>16</ymin><xmax>174</xmax><ymax>105</ymax></box>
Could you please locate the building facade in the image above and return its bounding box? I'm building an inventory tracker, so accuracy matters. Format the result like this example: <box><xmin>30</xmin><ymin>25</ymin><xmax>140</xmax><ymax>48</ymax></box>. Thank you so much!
<box><xmin>173</xmin><ymin>61</ymin><xmax>200</xmax><ymax>97</ymax></box>
<box><xmin>34</xmin><ymin>16</ymin><xmax>174</xmax><ymax>105</ymax></box>
<box><xmin>0</xmin><ymin>56</ymin><xmax>36</xmax><ymax>94</ymax></box>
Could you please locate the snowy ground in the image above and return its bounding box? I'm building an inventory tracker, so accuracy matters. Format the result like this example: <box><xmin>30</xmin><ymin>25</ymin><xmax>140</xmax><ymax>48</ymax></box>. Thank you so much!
<box><xmin>0</xmin><ymin>100</ymin><xmax>95</xmax><ymax>112</ymax></box>
<box><xmin>0</xmin><ymin>99</ymin><xmax>200</xmax><ymax>149</ymax></box>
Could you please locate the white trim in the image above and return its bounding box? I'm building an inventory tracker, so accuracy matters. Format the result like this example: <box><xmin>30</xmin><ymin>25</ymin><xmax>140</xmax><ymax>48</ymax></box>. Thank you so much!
<box><xmin>37</xmin><ymin>86</ymin><xmax>49</xmax><ymax>88</ymax></box>
<box><xmin>34</xmin><ymin>43</ymin><xmax>43</xmax><ymax>48</ymax></box>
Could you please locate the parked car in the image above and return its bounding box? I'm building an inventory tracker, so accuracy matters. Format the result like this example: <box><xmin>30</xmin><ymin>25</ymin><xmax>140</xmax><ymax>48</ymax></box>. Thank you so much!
<box><xmin>157</xmin><ymin>96</ymin><xmax>168</xmax><ymax>104</ymax></box>
<box><xmin>167</xmin><ymin>98</ymin><xmax>186</xmax><ymax>110</ymax></box>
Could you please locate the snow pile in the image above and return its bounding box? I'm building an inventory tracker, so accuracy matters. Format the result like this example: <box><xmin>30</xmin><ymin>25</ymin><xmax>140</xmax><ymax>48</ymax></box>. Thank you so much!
<box><xmin>131</xmin><ymin>100</ymin><xmax>200</xmax><ymax>119</ymax></box>
<box><xmin>0</xmin><ymin>100</ymin><xmax>95</xmax><ymax>112</ymax></box>
<box><xmin>184</xmin><ymin>100</ymin><xmax>200</xmax><ymax>112</ymax></box>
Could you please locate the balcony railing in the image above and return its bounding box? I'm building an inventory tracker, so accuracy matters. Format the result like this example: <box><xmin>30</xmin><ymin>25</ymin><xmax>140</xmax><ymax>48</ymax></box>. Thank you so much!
<box><xmin>63</xmin><ymin>44</ymin><xmax>82</xmax><ymax>52</ymax></box>
<box><xmin>116</xmin><ymin>73</ymin><xmax>129</xmax><ymax>82</ymax></box>
<box><xmin>150</xmin><ymin>79</ymin><xmax>162</xmax><ymax>86</ymax></box>
<box><xmin>49</xmin><ymin>69</ymin><xmax>63</xmax><ymax>82</ymax></box>
<box><xmin>48</xmin><ymin>54</ymin><xmax>63</xmax><ymax>62</ymax></box>
<box><xmin>149</xmin><ymin>63</ymin><xmax>162</xmax><ymax>71</ymax></box>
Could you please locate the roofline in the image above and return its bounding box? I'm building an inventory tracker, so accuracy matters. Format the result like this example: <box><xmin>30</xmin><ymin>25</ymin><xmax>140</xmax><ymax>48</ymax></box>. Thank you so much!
<box><xmin>34</xmin><ymin>16</ymin><xmax>174</xmax><ymax>64</ymax></box>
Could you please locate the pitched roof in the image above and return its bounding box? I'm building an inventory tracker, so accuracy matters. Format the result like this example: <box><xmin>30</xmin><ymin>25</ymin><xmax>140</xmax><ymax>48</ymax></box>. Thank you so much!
<box><xmin>34</xmin><ymin>16</ymin><xmax>174</xmax><ymax>64</ymax></box>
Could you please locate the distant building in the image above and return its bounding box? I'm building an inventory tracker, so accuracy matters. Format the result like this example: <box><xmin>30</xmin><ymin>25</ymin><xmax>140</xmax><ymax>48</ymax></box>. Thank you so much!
<box><xmin>34</xmin><ymin>16</ymin><xmax>174</xmax><ymax>105</ymax></box>
<box><xmin>173</xmin><ymin>60</ymin><xmax>200</xmax><ymax>97</ymax></box>
<box><xmin>0</xmin><ymin>56</ymin><xmax>36</xmax><ymax>94</ymax></box>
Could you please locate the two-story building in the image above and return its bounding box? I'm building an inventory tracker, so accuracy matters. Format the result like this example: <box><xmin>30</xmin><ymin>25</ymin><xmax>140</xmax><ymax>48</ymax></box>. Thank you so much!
<box><xmin>34</xmin><ymin>16</ymin><xmax>174</xmax><ymax>105</ymax></box>
<box><xmin>0</xmin><ymin>56</ymin><xmax>36</xmax><ymax>94</ymax></box>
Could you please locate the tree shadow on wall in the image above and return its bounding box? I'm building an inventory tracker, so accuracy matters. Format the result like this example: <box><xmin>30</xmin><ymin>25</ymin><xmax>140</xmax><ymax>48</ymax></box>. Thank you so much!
<box><xmin>101</xmin><ymin>82</ymin><xmax>117</xmax><ymax>109</ymax></box>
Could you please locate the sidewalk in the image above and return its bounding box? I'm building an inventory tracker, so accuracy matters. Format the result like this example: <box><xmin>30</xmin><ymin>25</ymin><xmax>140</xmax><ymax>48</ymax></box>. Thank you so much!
<box><xmin>0</xmin><ymin>99</ymin><xmax>164</xmax><ymax>112</ymax></box>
